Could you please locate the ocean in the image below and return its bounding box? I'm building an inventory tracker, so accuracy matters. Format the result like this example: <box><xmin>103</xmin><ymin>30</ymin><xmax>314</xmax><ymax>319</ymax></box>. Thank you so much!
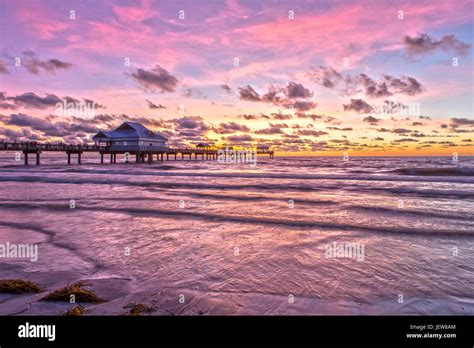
<box><xmin>0</xmin><ymin>154</ymin><xmax>473</xmax><ymax>315</ymax></box>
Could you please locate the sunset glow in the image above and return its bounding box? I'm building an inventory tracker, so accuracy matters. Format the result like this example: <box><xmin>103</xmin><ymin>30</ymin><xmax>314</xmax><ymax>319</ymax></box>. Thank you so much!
<box><xmin>0</xmin><ymin>0</ymin><xmax>472</xmax><ymax>155</ymax></box>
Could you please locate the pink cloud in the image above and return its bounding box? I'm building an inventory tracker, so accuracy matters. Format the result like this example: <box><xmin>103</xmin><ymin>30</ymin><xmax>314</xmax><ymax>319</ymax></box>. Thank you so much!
<box><xmin>14</xmin><ymin>1</ymin><xmax>70</xmax><ymax>40</ymax></box>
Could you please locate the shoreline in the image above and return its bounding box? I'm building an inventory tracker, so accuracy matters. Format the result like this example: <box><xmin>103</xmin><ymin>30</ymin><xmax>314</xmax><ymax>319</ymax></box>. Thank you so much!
<box><xmin>1</xmin><ymin>268</ymin><xmax>473</xmax><ymax>315</ymax></box>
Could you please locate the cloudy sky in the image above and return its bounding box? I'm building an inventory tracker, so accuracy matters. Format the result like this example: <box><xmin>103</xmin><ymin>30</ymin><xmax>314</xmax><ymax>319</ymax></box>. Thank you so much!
<box><xmin>0</xmin><ymin>0</ymin><xmax>473</xmax><ymax>155</ymax></box>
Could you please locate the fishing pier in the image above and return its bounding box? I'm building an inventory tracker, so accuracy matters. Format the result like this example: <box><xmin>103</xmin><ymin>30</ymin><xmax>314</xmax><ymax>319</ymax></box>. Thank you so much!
<box><xmin>0</xmin><ymin>141</ymin><xmax>274</xmax><ymax>165</ymax></box>
<box><xmin>0</xmin><ymin>121</ymin><xmax>274</xmax><ymax>165</ymax></box>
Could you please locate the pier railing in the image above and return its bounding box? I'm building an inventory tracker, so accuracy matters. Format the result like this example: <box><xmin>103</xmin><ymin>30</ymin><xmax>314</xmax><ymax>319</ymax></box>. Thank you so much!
<box><xmin>0</xmin><ymin>141</ymin><xmax>106</xmax><ymax>152</ymax></box>
<box><xmin>109</xmin><ymin>145</ymin><xmax>170</xmax><ymax>152</ymax></box>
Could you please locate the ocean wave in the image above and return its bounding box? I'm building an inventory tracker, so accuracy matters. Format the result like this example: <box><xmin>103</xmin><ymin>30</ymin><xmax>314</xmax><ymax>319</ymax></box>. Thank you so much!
<box><xmin>389</xmin><ymin>167</ymin><xmax>474</xmax><ymax>176</ymax></box>
<box><xmin>0</xmin><ymin>175</ymin><xmax>333</xmax><ymax>192</ymax></box>
<box><xmin>346</xmin><ymin>205</ymin><xmax>474</xmax><ymax>221</ymax></box>
<box><xmin>0</xmin><ymin>220</ymin><xmax>106</xmax><ymax>271</ymax></box>
<box><xmin>0</xmin><ymin>202</ymin><xmax>472</xmax><ymax>238</ymax></box>
<box><xmin>176</xmin><ymin>191</ymin><xmax>339</xmax><ymax>205</ymax></box>
<box><xmin>1</xmin><ymin>195</ymin><xmax>469</xmax><ymax>218</ymax></box>
<box><xmin>0</xmin><ymin>175</ymin><xmax>473</xmax><ymax>199</ymax></box>
<box><xmin>1</xmin><ymin>168</ymin><xmax>474</xmax><ymax>185</ymax></box>
<box><xmin>358</xmin><ymin>186</ymin><xmax>474</xmax><ymax>199</ymax></box>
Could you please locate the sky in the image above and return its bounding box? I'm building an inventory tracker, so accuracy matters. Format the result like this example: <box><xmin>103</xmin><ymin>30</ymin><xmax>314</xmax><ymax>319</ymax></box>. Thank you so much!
<box><xmin>0</xmin><ymin>0</ymin><xmax>473</xmax><ymax>155</ymax></box>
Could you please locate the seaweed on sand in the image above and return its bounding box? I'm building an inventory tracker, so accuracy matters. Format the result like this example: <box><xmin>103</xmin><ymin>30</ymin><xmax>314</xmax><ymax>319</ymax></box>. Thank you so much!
<box><xmin>42</xmin><ymin>281</ymin><xmax>105</xmax><ymax>303</ymax></box>
<box><xmin>63</xmin><ymin>305</ymin><xmax>87</xmax><ymax>316</ymax></box>
<box><xmin>0</xmin><ymin>279</ymin><xmax>42</xmax><ymax>294</ymax></box>
<box><xmin>122</xmin><ymin>303</ymin><xmax>154</xmax><ymax>316</ymax></box>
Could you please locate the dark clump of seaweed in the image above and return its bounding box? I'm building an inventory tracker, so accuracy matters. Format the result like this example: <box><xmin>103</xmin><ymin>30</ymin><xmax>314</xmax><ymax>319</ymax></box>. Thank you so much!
<box><xmin>122</xmin><ymin>303</ymin><xmax>154</xmax><ymax>316</ymax></box>
<box><xmin>42</xmin><ymin>281</ymin><xmax>105</xmax><ymax>303</ymax></box>
<box><xmin>0</xmin><ymin>279</ymin><xmax>42</xmax><ymax>294</ymax></box>
<box><xmin>63</xmin><ymin>305</ymin><xmax>87</xmax><ymax>316</ymax></box>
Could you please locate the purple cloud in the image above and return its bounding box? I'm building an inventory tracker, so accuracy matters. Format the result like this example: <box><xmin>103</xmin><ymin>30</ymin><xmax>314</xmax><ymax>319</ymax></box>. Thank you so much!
<box><xmin>130</xmin><ymin>65</ymin><xmax>179</xmax><ymax>93</ymax></box>
<box><xmin>22</xmin><ymin>51</ymin><xmax>73</xmax><ymax>75</ymax></box>
<box><xmin>403</xmin><ymin>33</ymin><xmax>471</xmax><ymax>57</ymax></box>
<box><xmin>343</xmin><ymin>99</ymin><xmax>374</xmax><ymax>113</ymax></box>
